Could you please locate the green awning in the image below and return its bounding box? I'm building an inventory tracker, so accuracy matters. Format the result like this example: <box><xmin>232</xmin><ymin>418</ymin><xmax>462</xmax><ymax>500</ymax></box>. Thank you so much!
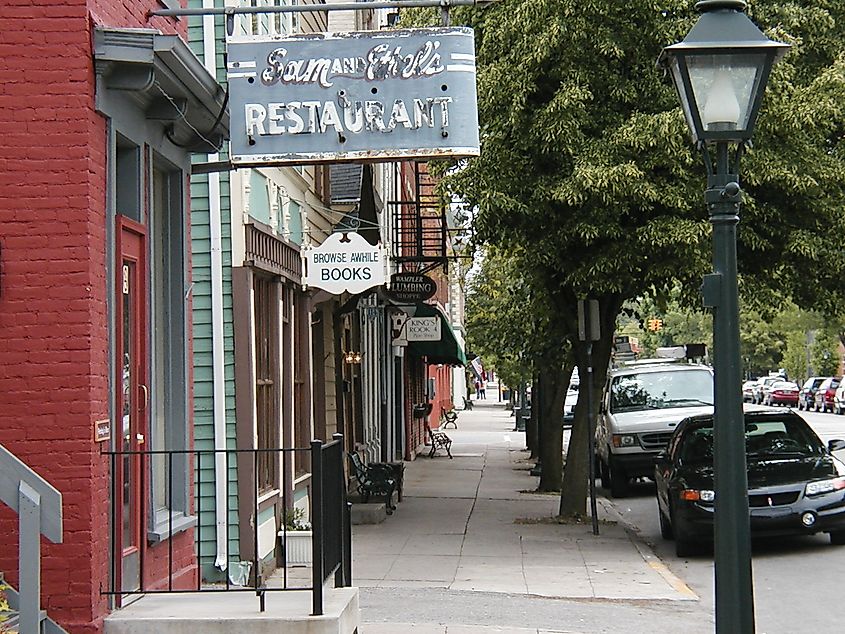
<box><xmin>407</xmin><ymin>304</ymin><xmax>467</xmax><ymax>366</ymax></box>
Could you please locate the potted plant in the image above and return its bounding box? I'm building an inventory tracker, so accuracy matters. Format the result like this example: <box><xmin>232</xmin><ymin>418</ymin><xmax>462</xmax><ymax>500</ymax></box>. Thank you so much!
<box><xmin>412</xmin><ymin>402</ymin><xmax>432</xmax><ymax>418</ymax></box>
<box><xmin>279</xmin><ymin>507</ymin><xmax>312</xmax><ymax>566</ymax></box>
<box><xmin>0</xmin><ymin>574</ymin><xmax>14</xmax><ymax>633</ymax></box>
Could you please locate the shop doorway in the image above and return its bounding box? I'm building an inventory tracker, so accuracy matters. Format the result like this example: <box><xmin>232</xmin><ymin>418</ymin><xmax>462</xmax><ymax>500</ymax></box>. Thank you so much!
<box><xmin>115</xmin><ymin>219</ymin><xmax>148</xmax><ymax>598</ymax></box>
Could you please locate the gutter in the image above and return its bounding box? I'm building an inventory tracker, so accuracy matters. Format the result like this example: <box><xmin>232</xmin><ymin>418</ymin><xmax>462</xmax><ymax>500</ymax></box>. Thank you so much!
<box><xmin>202</xmin><ymin>2</ymin><xmax>229</xmax><ymax>571</ymax></box>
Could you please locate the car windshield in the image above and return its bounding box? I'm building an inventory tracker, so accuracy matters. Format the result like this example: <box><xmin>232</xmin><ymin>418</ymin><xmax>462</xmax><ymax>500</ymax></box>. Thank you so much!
<box><xmin>609</xmin><ymin>368</ymin><xmax>713</xmax><ymax>413</ymax></box>
<box><xmin>679</xmin><ymin>417</ymin><xmax>826</xmax><ymax>464</ymax></box>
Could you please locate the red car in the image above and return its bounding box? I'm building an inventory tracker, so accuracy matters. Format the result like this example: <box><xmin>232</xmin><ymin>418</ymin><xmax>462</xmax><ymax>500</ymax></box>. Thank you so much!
<box><xmin>814</xmin><ymin>377</ymin><xmax>841</xmax><ymax>413</ymax></box>
<box><xmin>765</xmin><ymin>381</ymin><xmax>800</xmax><ymax>406</ymax></box>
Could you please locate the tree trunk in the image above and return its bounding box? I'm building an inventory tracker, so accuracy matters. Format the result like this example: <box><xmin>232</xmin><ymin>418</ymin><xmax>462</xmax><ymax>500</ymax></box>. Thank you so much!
<box><xmin>559</xmin><ymin>297</ymin><xmax>620</xmax><ymax>517</ymax></box>
<box><xmin>529</xmin><ymin>372</ymin><xmax>539</xmax><ymax>458</ymax></box>
<box><xmin>537</xmin><ymin>358</ymin><xmax>571</xmax><ymax>492</ymax></box>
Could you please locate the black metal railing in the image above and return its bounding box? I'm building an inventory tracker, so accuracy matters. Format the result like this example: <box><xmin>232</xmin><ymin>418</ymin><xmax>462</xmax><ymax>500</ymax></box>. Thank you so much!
<box><xmin>102</xmin><ymin>436</ymin><xmax>351</xmax><ymax>615</ymax></box>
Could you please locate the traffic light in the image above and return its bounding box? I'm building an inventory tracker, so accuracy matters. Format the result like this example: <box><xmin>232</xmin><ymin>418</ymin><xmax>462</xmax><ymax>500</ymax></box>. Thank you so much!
<box><xmin>647</xmin><ymin>318</ymin><xmax>664</xmax><ymax>332</ymax></box>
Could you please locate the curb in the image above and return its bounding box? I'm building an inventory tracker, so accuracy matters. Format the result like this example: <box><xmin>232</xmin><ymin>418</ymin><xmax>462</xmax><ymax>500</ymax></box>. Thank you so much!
<box><xmin>597</xmin><ymin>497</ymin><xmax>699</xmax><ymax>601</ymax></box>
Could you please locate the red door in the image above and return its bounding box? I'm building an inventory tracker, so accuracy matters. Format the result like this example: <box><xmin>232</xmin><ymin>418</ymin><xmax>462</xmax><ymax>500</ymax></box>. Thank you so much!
<box><xmin>116</xmin><ymin>218</ymin><xmax>148</xmax><ymax>597</ymax></box>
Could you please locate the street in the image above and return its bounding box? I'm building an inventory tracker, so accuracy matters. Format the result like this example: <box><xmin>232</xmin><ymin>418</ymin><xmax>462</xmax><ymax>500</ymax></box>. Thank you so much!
<box><xmin>605</xmin><ymin>409</ymin><xmax>845</xmax><ymax>634</ymax></box>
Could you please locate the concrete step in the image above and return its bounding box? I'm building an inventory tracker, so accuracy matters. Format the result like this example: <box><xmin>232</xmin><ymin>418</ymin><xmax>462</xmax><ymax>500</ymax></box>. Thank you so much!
<box><xmin>350</xmin><ymin>503</ymin><xmax>387</xmax><ymax>525</ymax></box>
<box><xmin>105</xmin><ymin>587</ymin><xmax>359</xmax><ymax>634</ymax></box>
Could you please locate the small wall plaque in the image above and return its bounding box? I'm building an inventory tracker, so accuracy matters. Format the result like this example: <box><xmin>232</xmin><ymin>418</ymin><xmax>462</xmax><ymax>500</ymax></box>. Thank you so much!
<box><xmin>94</xmin><ymin>419</ymin><xmax>111</xmax><ymax>443</ymax></box>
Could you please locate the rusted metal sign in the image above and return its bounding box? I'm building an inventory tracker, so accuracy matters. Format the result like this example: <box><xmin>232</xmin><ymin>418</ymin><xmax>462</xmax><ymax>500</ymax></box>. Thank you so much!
<box><xmin>227</xmin><ymin>27</ymin><xmax>479</xmax><ymax>165</ymax></box>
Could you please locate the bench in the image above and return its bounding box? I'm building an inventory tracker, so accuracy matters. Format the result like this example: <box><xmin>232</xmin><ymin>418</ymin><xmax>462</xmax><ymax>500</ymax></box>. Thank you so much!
<box><xmin>348</xmin><ymin>452</ymin><xmax>397</xmax><ymax>513</ymax></box>
<box><xmin>426</xmin><ymin>425</ymin><xmax>453</xmax><ymax>459</ymax></box>
<box><xmin>441</xmin><ymin>407</ymin><xmax>458</xmax><ymax>429</ymax></box>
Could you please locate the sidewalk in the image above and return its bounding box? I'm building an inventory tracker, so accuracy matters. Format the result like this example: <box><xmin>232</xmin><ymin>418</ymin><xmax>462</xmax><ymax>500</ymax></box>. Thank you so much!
<box><xmin>353</xmin><ymin>401</ymin><xmax>712</xmax><ymax>633</ymax></box>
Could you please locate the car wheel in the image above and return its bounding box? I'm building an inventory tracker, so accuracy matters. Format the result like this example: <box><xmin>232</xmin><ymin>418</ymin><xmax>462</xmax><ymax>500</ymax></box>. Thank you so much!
<box><xmin>830</xmin><ymin>530</ymin><xmax>845</xmax><ymax>545</ymax></box>
<box><xmin>658</xmin><ymin>505</ymin><xmax>674</xmax><ymax>540</ymax></box>
<box><xmin>608</xmin><ymin>457</ymin><xmax>629</xmax><ymax>498</ymax></box>
<box><xmin>599</xmin><ymin>456</ymin><xmax>610</xmax><ymax>490</ymax></box>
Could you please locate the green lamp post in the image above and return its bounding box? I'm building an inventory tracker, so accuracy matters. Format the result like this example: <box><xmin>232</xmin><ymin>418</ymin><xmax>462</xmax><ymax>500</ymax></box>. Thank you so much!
<box><xmin>658</xmin><ymin>2</ymin><xmax>790</xmax><ymax>633</ymax></box>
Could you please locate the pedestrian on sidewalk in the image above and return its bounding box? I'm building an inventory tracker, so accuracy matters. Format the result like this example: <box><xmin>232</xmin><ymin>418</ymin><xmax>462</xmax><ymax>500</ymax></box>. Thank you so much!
<box><xmin>479</xmin><ymin>382</ymin><xmax>486</xmax><ymax>399</ymax></box>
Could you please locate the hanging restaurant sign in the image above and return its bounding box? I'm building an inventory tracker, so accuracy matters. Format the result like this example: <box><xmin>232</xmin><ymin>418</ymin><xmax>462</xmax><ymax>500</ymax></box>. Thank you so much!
<box><xmin>303</xmin><ymin>232</ymin><xmax>385</xmax><ymax>294</ymax></box>
<box><xmin>226</xmin><ymin>27</ymin><xmax>479</xmax><ymax>165</ymax></box>
<box><xmin>385</xmin><ymin>273</ymin><xmax>437</xmax><ymax>302</ymax></box>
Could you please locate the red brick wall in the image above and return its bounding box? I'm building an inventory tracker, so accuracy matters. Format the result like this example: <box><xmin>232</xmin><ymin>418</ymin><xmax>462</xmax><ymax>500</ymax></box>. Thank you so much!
<box><xmin>0</xmin><ymin>2</ymin><xmax>194</xmax><ymax>632</ymax></box>
<box><xmin>427</xmin><ymin>364</ymin><xmax>454</xmax><ymax>430</ymax></box>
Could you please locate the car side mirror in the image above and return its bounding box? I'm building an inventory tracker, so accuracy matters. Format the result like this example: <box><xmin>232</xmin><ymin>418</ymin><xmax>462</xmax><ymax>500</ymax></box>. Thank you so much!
<box><xmin>828</xmin><ymin>439</ymin><xmax>845</xmax><ymax>452</ymax></box>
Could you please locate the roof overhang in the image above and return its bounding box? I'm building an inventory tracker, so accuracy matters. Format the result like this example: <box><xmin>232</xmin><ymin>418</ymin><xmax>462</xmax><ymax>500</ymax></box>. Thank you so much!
<box><xmin>93</xmin><ymin>27</ymin><xmax>229</xmax><ymax>152</ymax></box>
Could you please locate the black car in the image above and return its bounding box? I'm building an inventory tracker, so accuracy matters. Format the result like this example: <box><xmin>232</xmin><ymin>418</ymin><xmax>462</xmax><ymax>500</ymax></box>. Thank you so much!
<box><xmin>654</xmin><ymin>410</ymin><xmax>845</xmax><ymax>557</ymax></box>
<box><xmin>798</xmin><ymin>377</ymin><xmax>827</xmax><ymax>411</ymax></box>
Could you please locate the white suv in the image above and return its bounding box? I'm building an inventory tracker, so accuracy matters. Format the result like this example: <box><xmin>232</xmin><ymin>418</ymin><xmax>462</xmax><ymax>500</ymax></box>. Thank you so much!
<box><xmin>596</xmin><ymin>360</ymin><xmax>714</xmax><ymax>497</ymax></box>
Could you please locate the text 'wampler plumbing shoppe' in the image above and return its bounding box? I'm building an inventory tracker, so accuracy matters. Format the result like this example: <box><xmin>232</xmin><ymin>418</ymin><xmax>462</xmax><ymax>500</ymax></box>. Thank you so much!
<box><xmin>227</xmin><ymin>27</ymin><xmax>479</xmax><ymax>165</ymax></box>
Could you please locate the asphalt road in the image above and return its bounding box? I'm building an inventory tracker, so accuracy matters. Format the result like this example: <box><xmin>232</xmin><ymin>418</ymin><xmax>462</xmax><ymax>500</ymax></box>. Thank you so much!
<box><xmin>605</xmin><ymin>408</ymin><xmax>845</xmax><ymax>634</ymax></box>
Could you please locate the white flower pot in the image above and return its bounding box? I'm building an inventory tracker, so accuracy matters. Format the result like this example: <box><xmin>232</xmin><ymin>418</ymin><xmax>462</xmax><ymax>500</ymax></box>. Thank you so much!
<box><xmin>280</xmin><ymin>530</ymin><xmax>312</xmax><ymax>566</ymax></box>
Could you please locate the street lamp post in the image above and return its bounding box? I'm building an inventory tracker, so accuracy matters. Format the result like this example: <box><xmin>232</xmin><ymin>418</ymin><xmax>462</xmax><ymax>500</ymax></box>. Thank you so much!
<box><xmin>658</xmin><ymin>2</ymin><xmax>790</xmax><ymax>633</ymax></box>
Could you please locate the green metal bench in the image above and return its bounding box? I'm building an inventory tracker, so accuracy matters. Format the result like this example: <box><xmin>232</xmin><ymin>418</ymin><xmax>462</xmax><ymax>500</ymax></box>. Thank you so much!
<box><xmin>347</xmin><ymin>452</ymin><xmax>397</xmax><ymax>513</ymax></box>
<box><xmin>426</xmin><ymin>426</ymin><xmax>453</xmax><ymax>459</ymax></box>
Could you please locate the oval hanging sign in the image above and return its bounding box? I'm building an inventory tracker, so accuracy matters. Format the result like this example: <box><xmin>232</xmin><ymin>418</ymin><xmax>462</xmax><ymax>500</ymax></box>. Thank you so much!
<box><xmin>385</xmin><ymin>273</ymin><xmax>437</xmax><ymax>302</ymax></box>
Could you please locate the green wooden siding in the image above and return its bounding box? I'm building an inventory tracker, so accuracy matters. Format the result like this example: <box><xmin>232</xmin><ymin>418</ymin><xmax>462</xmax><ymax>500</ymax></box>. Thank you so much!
<box><xmin>249</xmin><ymin>171</ymin><xmax>272</xmax><ymax>226</ymax></box>
<box><xmin>188</xmin><ymin>4</ymin><xmax>240</xmax><ymax>582</ymax></box>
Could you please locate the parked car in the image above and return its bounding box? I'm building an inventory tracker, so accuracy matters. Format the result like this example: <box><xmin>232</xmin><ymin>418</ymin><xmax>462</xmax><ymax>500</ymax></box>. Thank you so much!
<box><xmin>752</xmin><ymin>376</ymin><xmax>781</xmax><ymax>404</ymax></box>
<box><xmin>764</xmin><ymin>381</ymin><xmax>800</xmax><ymax>406</ymax></box>
<box><xmin>654</xmin><ymin>409</ymin><xmax>845</xmax><ymax>557</ymax></box>
<box><xmin>798</xmin><ymin>377</ymin><xmax>827</xmax><ymax>411</ymax></box>
<box><xmin>596</xmin><ymin>360</ymin><xmax>713</xmax><ymax>498</ymax></box>
<box><xmin>564</xmin><ymin>381</ymin><xmax>579</xmax><ymax>422</ymax></box>
<box><xmin>814</xmin><ymin>377</ymin><xmax>841</xmax><ymax>413</ymax></box>
<box><xmin>834</xmin><ymin>382</ymin><xmax>845</xmax><ymax>415</ymax></box>
<box><xmin>742</xmin><ymin>380</ymin><xmax>757</xmax><ymax>402</ymax></box>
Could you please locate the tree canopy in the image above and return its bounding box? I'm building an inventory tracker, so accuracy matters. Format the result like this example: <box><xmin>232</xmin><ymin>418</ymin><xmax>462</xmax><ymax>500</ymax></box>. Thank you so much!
<box><xmin>408</xmin><ymin>0</ymin><xmax>845</xmax><ymax>513</ymax></box>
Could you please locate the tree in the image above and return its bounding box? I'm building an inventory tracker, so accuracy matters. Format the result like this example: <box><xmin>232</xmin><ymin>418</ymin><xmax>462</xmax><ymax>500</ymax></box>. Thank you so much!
<box><xmin>811</xmin><ymin>330</ymin><xmax>840</xmax><ymax>376</ymax></box>
<box><xmin>410</xmin><ymin>0</ymin><xmax>845</xmax><ymax>517</ymax></box>
<box><xmin>781</xmin><ymin>330</ymin><xmax>809</xmax><ymax>383</ymax></box>
<box><xmin>465</xmin><ymin>247</ymin><xmax>573</xmax><ymax>491</ymax></box>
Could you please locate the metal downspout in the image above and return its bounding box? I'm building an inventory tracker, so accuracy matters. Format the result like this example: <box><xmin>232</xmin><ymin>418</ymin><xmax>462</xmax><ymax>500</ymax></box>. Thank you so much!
<box><xmin>202</xmin><ymin>2</ymin><xmax>229</xmax><ymax>571</ymax></box>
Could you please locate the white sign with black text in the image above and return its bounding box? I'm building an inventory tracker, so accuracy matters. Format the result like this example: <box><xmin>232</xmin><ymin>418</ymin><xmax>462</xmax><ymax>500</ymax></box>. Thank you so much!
<box><xmin>304</xmin><ymin>232</ymin><xmax>385</xmax><ymax>294</ymax></box>
<box><xmin>406</xmin><ymin>316</ymin><xmax>441</xmax><ymax>341</ymax></box>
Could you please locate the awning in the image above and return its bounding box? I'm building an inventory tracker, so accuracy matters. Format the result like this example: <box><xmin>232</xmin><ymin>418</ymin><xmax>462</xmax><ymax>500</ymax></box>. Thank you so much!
<box><xmin>407</xmin><ymin>304</ymin><xmax>467</xmax><ymax>366</ymax></box>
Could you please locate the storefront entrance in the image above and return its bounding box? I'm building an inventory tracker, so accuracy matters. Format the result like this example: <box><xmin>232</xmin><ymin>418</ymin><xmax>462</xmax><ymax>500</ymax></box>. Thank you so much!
<box><xmin>115</xmin><ymin>219</ymin><xmax>148</xmax><ymax>598</ymax></box>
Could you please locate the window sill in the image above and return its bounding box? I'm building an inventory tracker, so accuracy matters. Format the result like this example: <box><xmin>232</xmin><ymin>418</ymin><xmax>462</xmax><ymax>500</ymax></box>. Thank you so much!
<box><xmin>258</xmin><ymin>488</ymin><xmax>281</xmax><ymax>506</ymax></box>
<box><xmin>148</xmin><ymin>511</ymin><xmax>197</xmax><ymax>544</ymax></box>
